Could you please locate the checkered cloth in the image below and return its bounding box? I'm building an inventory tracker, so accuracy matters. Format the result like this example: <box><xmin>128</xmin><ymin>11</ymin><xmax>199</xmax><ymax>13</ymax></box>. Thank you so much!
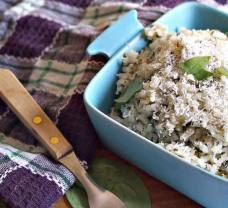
<box><xmin>0</xmin><ymin>0</ymin><xmax>227</xmax><ymax>207</ymax></box>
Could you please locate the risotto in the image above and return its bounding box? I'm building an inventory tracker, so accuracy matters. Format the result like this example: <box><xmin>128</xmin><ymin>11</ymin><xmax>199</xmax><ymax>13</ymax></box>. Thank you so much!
<box><xmin>110</xmin><ymin>24</ymin><xmax>228</xmax><ymax>178</ymax></box>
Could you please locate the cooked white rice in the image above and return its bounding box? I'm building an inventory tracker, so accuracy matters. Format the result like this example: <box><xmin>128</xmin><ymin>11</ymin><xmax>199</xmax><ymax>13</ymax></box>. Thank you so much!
<box><xmin>110</xmin><ymin>24</ymin><xmax>228</xmax><ymax>178</ymax></box>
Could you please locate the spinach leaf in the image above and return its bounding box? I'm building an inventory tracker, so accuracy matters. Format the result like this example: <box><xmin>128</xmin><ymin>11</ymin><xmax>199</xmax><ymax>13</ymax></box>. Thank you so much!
<box><xmin>66</xmin><ymin>158</ymin><xmax>151</xmax><ymax>208</ymax></box>
<box><xmin>180</xmin><ymin>56</ymin><xmax>213</xmax><ymax>80</ymax></box>
<box><xmin>214</xmin><ymin>66</ymin><xmax>228</xmax><ymax>78</ymax></box>
<box><xmin>115</xmin><ymin>79</ymin><xmax>143</xmax><ymax>103</ymax></box>
<box><xmin>66</xmin><ymin>186</ymin><xmax>89</xmax><ymax>208</ymax></box>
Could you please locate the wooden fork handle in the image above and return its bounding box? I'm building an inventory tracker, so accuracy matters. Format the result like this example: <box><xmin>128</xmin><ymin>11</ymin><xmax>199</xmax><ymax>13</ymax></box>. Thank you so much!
<box><xmin>0</xmin><ymin>69</ymin><xmax>73</xmax><ymax>160</ymax></box>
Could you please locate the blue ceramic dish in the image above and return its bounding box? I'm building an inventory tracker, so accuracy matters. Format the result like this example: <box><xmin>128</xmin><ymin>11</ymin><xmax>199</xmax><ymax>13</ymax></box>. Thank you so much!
<box><xmin>84</xmin><ymin>2</ymin><xmax>228</xmax><ymax>208</ymax></box>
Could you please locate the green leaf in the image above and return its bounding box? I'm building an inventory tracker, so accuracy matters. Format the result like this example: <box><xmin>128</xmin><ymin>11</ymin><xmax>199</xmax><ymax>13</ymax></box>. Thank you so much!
<box><xmin>180</xmin><ymin>56</ymin><xmax>213</xmax><ymax>80</ymax></box>
<box><xmin>213</xmin><ymin>66</ymin><xmax>228</xmax><ymax>78</ymax></box>
<box><xmin>225</xmin><ymin>32</ymin><xmax>228</xmax><ymax>36</ymax></box>
<box><xmin>66</xmin><ymin>186</ymin><xmax>89</xmax><ymax>208</ymax></box>
<box><xmin>89</xmin><ymin>158</ymin><xmax>151</xmax><ymax>208</ymax></box>
<box><xmin>66</xmin><ymin>158</ymin><xmax>151</xmax><ymax>208</ymax></box>
<box><xmin>115</xmin><ymin>79</ymin><xmax>143</xmax><ymax>103</ymax></box>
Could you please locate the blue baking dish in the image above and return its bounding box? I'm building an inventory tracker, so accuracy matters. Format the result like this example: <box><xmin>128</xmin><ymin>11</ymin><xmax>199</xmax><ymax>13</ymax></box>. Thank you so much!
<box><xmin>84</xmin><ymin>2</ymin><xmax>228</xmax><ymax>208</ymax></box>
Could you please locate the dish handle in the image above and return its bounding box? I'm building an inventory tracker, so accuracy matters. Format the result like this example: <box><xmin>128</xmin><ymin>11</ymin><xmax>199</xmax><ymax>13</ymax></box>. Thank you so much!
<box><xmin>86</xmin><ymin>10</ymin><xmax>143</xmax><ymax>58</ymax></box>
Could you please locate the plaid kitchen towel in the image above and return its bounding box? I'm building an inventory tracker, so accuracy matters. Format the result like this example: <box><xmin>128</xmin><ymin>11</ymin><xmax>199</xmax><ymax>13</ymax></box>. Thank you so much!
<box><xmin>0</xmin><ymin>0</ymin><xmax>227</xmax><ymax>207</ymax></box>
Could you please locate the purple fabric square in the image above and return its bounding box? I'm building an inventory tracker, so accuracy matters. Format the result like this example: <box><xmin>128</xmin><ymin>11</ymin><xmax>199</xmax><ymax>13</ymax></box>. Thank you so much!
<box><xmin>0</xmin><ymin>16</ymin><xmax>61</xmax><ymax>58</ymax></box>
<box><xmin>57</xmin><ymin>92</ymin><xmax>98</xmax><ymax>164</ymax></box>
<box><xmin>0</xmin><ymin>167</ymin><xmax>62</xmax><ymax>208</ymax></box>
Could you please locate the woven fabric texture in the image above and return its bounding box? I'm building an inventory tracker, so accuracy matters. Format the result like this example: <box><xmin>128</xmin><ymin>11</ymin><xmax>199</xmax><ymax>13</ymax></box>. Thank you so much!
<box><xmin>0</xmin><ymin>0</ymin><xmax>227</xmax><ymax>207</ymax></box>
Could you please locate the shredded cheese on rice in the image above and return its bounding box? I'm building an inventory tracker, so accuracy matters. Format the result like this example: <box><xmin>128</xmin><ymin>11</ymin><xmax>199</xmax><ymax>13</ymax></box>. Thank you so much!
<box><xmin>111</xmin><ymin>24</ymin><xmax>228</xmax><ymax>178</ymax></box>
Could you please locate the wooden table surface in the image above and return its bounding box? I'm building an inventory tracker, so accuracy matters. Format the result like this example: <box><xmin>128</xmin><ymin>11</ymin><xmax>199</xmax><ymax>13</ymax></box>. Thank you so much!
<box><xmin>53</xmin><ymin>143</ymin><xmax>202</xmax><ymax>208</ymax></box>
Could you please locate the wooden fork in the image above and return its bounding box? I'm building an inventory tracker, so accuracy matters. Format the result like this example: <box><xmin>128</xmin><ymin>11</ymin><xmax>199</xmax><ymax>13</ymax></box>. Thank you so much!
<box><xmin>0</xmin><ymin>69</ymin><xmax>126</xmax><ymax>208</ymax></box>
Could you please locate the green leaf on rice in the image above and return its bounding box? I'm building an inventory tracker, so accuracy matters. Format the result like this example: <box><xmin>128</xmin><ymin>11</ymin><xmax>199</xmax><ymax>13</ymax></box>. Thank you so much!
<box><xmin>180</xmin><ymin>56</ymin><xmax>228</xmax><ymax>80</ymax></box>
<box><xmin>180</xmin><ymin>56</ymin><xmax>213</xmax><ymax>80</ymax></box>
<box><xmin>213</xmin><ymin>66</ymin><xmax>228</xmax><ymax>78</ymax></box>
<box><xmin>115</xmin><ymin>79</ymin><xmax>143</xmax><ymax>104</ymax></box>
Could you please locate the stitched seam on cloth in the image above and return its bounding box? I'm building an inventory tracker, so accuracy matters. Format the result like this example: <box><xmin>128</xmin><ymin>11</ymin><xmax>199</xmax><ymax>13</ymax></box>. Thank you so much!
<box><xmin>55</xmin><ymin>94</ymin><xmax>73</xmax><ymax>125</ymax></box>
<box><xmin>1</xmin><ymin>15</ymin><xmax>62</xmax><ymax>60</ymax></box>
<box><xmin>35</xmin><ymin>19</ymin><xmax>63</xmax><ymax>59</ymax></box>
<box><xmin>24</xmin><ymin>165</ymin><xmax>69</xmax><ymax>193</ymax></box>
<box><xmin>29</xmin><ymin>27</ymin><xmax>74</xmax><ymax>95</ymax></box>
<box><xmin>24</xmin><ymin>159</ymin><xmax>75</xmax><ymax>193</ymax></box>
<box><xmin>0</xmin><ymin>146</ymin><xmax>74</xmax><ymax>193</ymax></box>
<box><xmin>0</xmin><ymin>145</ymin><xmax>73</xmax><ymax>187</ymax></box>
<box><xmin>23</xmin><ymin>27</ymin><xmax>66</xmax><ymax>92</ymax></box>
<box><xmin>0</xmin><ymin>165</ymin><xmax>19</xmax><ymax>184</ymax></box>
<box><xmin>0</xmin><ymin>25</ymin><xmax>63</xmax><ymax>67</ymax></box>
<box><xmin>44</xmin><ymin>95</ymin><xmax>67</xmax><ymax>124</ymax></box>
<box><xmin>4</xmin><ymin>149</ymin><xmax>72</xmax><ymax>186</ymax></box>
